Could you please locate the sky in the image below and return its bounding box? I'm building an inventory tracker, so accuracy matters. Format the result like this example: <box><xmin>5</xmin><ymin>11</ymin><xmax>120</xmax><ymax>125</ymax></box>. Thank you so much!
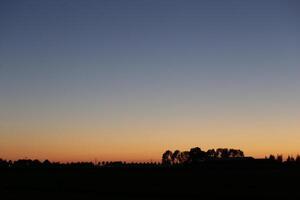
<box><xmin>0</xmin><ymin>0</ymin><xmax>300</xmax><ymax>162</ymax></box>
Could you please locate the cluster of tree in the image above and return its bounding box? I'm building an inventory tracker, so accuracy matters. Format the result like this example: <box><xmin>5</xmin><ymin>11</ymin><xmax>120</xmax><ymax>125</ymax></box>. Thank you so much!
<box><xmin>162</xmin><ymin>147</ymin><xmax>246</xmax><ymax>165</ymax></box>
<box><xmin>286</xmin><ymin>155</ymin><xmax>300</xmax><ymax>163</ymax></box>
<box><xmin>267</xmin><ymin>154</ymin><xmax>300</xmax><ymax>163</ymax></box>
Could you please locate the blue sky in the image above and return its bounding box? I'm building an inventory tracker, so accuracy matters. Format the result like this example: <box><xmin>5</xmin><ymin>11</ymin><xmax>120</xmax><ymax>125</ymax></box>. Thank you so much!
<box><xmin>0</xmin><ymin>0</ymin><xmax>300</xmax><ymax>161</ymax></box>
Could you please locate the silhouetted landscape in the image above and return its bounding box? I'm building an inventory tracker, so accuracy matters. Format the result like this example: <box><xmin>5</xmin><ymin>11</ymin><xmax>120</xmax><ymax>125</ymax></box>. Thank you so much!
<box><xmin>1</xmin><ymin>0</ymin><xmax>300</xmax><ymax>199</ymax></box>
<box><xmin>1</xmin><ymin>147</ymin><xmax>300</xmax><ymax>199</ymax></box>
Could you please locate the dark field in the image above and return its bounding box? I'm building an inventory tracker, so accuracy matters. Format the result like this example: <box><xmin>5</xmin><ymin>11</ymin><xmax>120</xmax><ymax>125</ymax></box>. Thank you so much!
<box><xmin>1</xmin><ymin>163</ymin><xmax>300</xmax><ymax>199</ymax></box>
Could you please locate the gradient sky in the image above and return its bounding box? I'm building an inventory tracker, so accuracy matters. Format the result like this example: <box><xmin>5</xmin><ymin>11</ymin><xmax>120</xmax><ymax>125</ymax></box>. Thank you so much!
<box><xmin>0</xmin><ymin>0</ymin><xmax>300</xmax><ymax>162</ymax></box>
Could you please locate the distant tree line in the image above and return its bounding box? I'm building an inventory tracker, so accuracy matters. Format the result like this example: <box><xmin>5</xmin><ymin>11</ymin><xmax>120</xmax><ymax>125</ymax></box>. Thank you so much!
<box><xmin>1</xmin><ymin>150</ymin><xmax>300</xmax><ymax>169</ymax></box>
<box><xmin>267</xmin><ymin>154</ymin><xmax>300</xmax><ymax>163</ymax></box>
<box><xmin>162</xmin><ymin>147</ymin><xmax>300</xmax><ymax>165</ymax></box>
<box><xmin>0</xmin><ymin>159</ymin><xmax>160</xmax><ymax>169</ymax></box>
<box><xmin>162</xmin><ymin>147</ymin><xmax>245</xmax><ymax>165</ymax></box>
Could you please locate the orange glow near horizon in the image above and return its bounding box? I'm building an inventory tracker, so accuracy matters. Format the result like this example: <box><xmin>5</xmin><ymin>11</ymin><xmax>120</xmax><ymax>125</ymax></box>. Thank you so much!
<box><xmin>1</xmin><ymin>116</ymin><xmax>299</xmax><ymax>162</ymax></box>
<box><xmin>1</xmin><ymin>0</ymin><xmax>300</xmax><ymax>165</ymax></box>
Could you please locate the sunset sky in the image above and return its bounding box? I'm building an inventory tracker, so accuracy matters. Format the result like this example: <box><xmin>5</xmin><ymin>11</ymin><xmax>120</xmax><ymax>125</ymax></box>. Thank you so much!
<box><xmin>0</xmin><ymin>0</ymin><xmax>300</xmax><ymax>162</ymax></box>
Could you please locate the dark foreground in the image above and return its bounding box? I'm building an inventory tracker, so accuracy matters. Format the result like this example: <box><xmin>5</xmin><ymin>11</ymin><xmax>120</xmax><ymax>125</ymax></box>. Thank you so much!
<box><xmin>1</xmin><ymin>163</ymin><xmax>300</xmax><ymax>199</ymax></box>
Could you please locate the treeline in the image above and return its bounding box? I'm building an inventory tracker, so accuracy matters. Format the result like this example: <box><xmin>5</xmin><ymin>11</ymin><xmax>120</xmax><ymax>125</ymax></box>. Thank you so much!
<box><xmin>267</xmin><ymin>154</ymin><xmax>300</xmax><ymax>163</ymax></box>
<box><xmin>162</xmin><ymin>147</ymin><xmax>300</xmax><ymax>165</ymax></box>
<box><xmin>0</xmin><ymin>159</ymin><xmax>93</xmax><ymax>169</ymax></box>
<box><xmin>162</xmin><ymin>147</ymin><xmax>245</xmax><ymax>165</ymax></box>
<box><xmin>0</xmin><ymin>159</ymin><xmax>160</xmax><ymax>169</ymax></box>
<box><xmin>1</xmin><ymin>147</ymin><xmax>300</xmax><ymax>169</ymax></box>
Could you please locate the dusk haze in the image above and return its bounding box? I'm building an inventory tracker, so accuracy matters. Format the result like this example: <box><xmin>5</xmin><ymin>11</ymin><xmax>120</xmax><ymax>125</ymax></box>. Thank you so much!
<box><xmin>1</xmin><ymin>0</ymin><xmax>300</xmax><ymax>163</ymax></box>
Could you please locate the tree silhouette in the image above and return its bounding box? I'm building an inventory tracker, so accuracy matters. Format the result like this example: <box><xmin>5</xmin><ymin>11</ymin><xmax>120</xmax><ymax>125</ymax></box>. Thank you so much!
<box><xmin>172</xmin><ymin>150</ymin><xmax>181</xmax><ymax>164</ymax></box>
<box><xmin>276</xmin><ymin>155</ymin><xmax>283</xmax><ymax>163</ymax></box>
<box><xmin>206</xmin><ymin>149</ymin><xmax>217</xmax><ymax>159</ymax></box>
<box><xmin>161</xmin><ymin>147</ymin><xmax>246</xmax><ymax>165</ymax></box>
<box><xmin>228</xmin><ymin>149</ymin><xmax>244</xmax><ymax>158</ymax></box>
<box><xmin>287</xmin><ymin>156</ymin><xmax>295</xmax><ymax>163</ymax></box>
<box><xmin>178</xmin><ymin>151</ymin><xmax>190</xmax><ymax>164</ymax></box>
<box><xmin>188</xmin><ymin>147</ymin><xmax>206</xmax><ymax>164</ymax></box>
<box><xmin>269</xmin><ymin>155</ymin><xmax>276</xmax><ymax>161</ymax></box>
<box><xmin>216</xmin><ymin>148</ymin><xmax>230</xmax><ymax>159</ymax></box>
<box><xmin>0</xmin><ymin>159</ymin><xmax>9</xmax><ymax>168</ymax></box>
<box><xmin>162</xmin><ymin>150</ymin><xmax>173</xmax><ymax>165</ymax></box>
